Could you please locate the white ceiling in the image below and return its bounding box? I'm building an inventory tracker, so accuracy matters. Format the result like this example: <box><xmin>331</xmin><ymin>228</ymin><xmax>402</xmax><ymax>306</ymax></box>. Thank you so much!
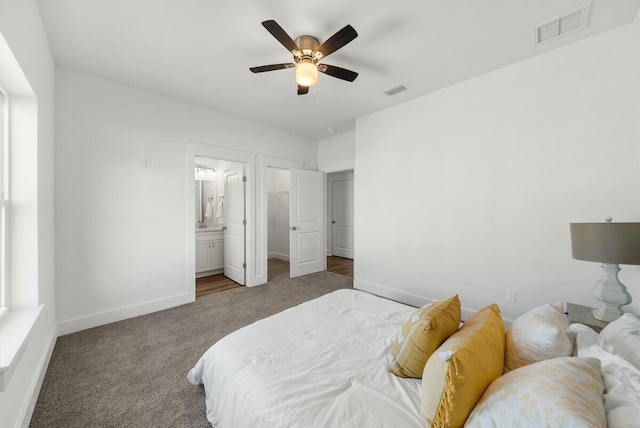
<box><xmin>37</xmin><ymin>0</ymin><xmax>640</xmax><ymax>140</ymax></box>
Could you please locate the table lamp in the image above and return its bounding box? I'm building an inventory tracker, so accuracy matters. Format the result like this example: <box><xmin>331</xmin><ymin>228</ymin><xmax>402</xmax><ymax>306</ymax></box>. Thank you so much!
<box><xmin>570</xmin><ymin>217</ymin><xmax>640</xmax><ymax>322</ymax></box>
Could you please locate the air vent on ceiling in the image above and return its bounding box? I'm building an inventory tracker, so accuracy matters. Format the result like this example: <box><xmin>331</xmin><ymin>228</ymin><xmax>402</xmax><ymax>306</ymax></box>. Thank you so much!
<box><xmin>384</xmin><ymin>84</ymin><xmax>409</xmax><ymax>96</ymax></box>
<box><xmin>535</xmin><ymin>3</ymin><xmax>590</xmax><ymax>45</ymax></box>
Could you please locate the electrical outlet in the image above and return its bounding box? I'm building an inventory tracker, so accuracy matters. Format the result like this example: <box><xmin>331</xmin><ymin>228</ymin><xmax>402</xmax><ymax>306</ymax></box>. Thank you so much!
<box><xmin>143</xmin><ymin>276</ymin><xmax>151</xmax><ymax>288</ymax></box>
<box><xmin>144</xmin><ymin>159</ymin><xmax>151</xmax><ymax>168</ymax></box>
<box><xmin>506</xmin><ymin>288</ymin><xmax>517</xmax><ymax>302</ymax></box>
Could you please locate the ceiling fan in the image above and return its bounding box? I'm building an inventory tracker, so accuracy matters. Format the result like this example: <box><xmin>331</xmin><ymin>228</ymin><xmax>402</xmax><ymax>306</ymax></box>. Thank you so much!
<box><xmin>250</xmin><ymin>20</ymin><xmax>359</xmax><ymax>95</ymax></box>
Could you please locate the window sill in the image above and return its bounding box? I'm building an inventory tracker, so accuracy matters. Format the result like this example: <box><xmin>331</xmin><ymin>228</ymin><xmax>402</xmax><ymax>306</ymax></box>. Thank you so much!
<box><xmin>0</xmin><ymin>305</ymin><xmax>44</xmax><ymax>392</ymax></box>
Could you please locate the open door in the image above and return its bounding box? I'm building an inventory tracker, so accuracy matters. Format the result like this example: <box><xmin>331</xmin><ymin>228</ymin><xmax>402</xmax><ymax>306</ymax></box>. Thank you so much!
<box><xmin>290</xmin><ymin>169</ymin><xmax>325</xmax><ymax>278</ymax></box>
<box><xmin>224</xmin><ymin>165</ymin><xmax>246</xmax><ymax>285</ymax></box>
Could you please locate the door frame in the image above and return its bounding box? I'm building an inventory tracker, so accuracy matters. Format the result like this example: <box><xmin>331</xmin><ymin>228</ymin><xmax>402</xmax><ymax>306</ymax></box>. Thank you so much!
<box><xmin>326</xmin><ymin>170</ymin><xmax>354</xmax><ymax>257</ymax></box>
<box><xmin>257</xmin><ymin>155</ymin><xmax>303</xmax><ymax>284</ymax></box>
<box><xmin>186</xmin><ymin>143</ymin><xmax>254</xmax><ymax>301</ymax></box>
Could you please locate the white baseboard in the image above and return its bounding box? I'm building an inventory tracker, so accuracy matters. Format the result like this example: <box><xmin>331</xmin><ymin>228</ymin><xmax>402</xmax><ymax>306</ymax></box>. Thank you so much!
<box><xmin>57</xmin><ymin>293</ymin><xmax>193</xmax><ymax>336</ymax></box>
<box><xmin>353</xmin><ymin>279</ymin><xmax>508</xmax><ymax>325</ymax></box>
<box><xmin>268</xmin><ymin>252</ymin><xmax>290</xmax><ymax>262</ymax></box>
<box><xmin>19</xmin><ymin>323</ymin><xmax>57</xmax><ymax>428</ymax></box>
<box><xmin>354</xmin><ymin>279</ymin><xmax>430</xmax><ymax>308</ymax></box>
<box><xmin>196</xmin><ymin>268</ymin><xmax>223</xmax><ymax>278</ymax></box>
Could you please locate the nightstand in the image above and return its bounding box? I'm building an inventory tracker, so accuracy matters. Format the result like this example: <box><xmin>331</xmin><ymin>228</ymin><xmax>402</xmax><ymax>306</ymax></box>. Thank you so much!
<box><xmin>566</xmin><ymin>303</ymin><xmax>609</xmax><ymax>333</ymax></box>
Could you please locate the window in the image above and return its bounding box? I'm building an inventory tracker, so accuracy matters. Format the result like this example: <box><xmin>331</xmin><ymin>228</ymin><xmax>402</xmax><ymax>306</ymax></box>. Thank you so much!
<box><xmin>0</xmin><ymin>87</ymin><xmax>7</xmax><ymax>320</ymax></box>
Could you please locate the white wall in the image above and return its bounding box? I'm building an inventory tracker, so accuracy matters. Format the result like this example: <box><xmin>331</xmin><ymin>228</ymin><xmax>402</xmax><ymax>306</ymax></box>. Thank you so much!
<box><xmin>55</xmin><ymin>68</ymin><xmax>316</xmax><ymax>334</ymax></box>
<box><xmin>267</xmin><ymin>168</ymin><xmax>290</xmax><ymax>260</ymax></box>
<box><xmin>318</xmin><ymin>130</ymin><xmax>355</xmax><ymax>173</ymax></box>
<box><xmin>354</xmin><ymin>17</ymin><xmax>640</xmax><ymax>322</ymax></box>
<box><xmin>0</xmin><ymin>0</ymin><xmax>56</xmax><ymax>426</ymax></box>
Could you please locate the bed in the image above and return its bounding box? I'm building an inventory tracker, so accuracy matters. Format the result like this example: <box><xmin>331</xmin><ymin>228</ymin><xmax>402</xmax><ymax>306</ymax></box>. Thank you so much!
<box><xmin>188</xmin><ymin>289</ymin><xmax>423</xmax><ymax>427</ymax></box>
<box><xmin>189</xmin><ymin>289</ymin><xmax>640</xmax><ymax>428</ymax></box>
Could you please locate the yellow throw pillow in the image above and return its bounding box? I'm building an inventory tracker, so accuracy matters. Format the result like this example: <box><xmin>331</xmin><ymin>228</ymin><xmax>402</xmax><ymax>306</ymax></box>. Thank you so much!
<box><xmin>390</xmin><ymin>295</ymin><xmax>461</xmax><ymax>378</ymax></box>
<box><xmin>421</xmin><ymin>304</ymin><xmax>505</xmax><ymax>428</ymax></box>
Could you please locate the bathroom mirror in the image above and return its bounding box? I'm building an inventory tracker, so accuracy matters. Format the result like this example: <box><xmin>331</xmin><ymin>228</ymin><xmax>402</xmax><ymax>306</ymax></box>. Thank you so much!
<box><xmin>195</xmin><ymin>166</ymin><xmax>219</xmax><ymax>225</ymax></box>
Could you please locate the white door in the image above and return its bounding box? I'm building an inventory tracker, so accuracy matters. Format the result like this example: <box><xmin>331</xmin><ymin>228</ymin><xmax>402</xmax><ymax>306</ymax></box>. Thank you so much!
<box><xmin>331</xmin><ymin>177</ymin><xmax>354</xmax><ymax>259</ymax></box>
<box><xmin>224</xmin><ymin>166</ymin><xmax>245</xmax><ymax>285</ymax></box>
<box><xmin>290</xmin><ymin>169</ymin><xmax>325</xmax><ymax>278</ymax></box>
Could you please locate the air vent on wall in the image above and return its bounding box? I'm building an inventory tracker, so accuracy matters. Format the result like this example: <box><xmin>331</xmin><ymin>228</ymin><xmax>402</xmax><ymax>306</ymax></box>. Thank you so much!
<box><xmin>535</xmin><ymin>3</ymin><xmax>590</xmax><ymax>44</ymax></box>
<box><xmin>383</xmin><ymin>84</ymin><xmax>409</xmax><ymax>96</ymax></box>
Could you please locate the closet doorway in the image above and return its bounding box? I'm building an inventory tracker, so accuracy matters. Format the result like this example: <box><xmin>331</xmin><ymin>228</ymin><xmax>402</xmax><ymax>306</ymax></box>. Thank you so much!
<box><xmin>260</xmin><ymin>156</ymin><xmax>325</xmax><ymax>282</ymax></box>
<box><xmin>266</xmin><ymin>167</ymin><xmax>291</xmax><ymax>280</ymax></box>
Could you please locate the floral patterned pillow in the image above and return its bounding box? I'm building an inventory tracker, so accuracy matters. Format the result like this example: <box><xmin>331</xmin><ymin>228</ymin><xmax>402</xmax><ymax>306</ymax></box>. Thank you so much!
<box><xmin>465</xmin><ymin>357</ymin><xmax>606</xmax><ymax>428</ymax></box>
<box><xmin>504</xmin><ymin>303</ymin><xmax>574</xmax><ymax>373</ymax></box>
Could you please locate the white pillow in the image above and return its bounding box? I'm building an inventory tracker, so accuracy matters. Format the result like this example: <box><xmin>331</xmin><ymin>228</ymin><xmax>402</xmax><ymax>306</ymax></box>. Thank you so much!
<box><xmin>572</xmin><ymin>324</ymin><xmax>640</xmax><ymax>428</ymax></box>
<box><xmin>600</xmin><ymin>313</ymin><xmax>640</xmax><ymax>371</ymax></box>
<box><xmin>465</xmin><ymin>356</ymin><xmax>606</xmax><ymax>428</ymax></box>
<box><xmin>504</xmin><ymin>303</ymin><xmax>574</xmax><ymax>372</ymax></box>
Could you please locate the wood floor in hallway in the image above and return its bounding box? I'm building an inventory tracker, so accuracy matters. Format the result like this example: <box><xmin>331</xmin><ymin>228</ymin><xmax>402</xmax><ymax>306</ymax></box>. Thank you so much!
<box><xmin>196</xmin><ymin>256</ymin><xmax>354</xmax><ymax>299</ymax></box>
<box><xmin>326</xmin><ymin>256</ymin><xmax>353</xmax><ymax>278</ymax></box>
<box><xmin>195</xmin><ymin>274</ymin><xmax>240</xmax><ymax>299</ymax></box>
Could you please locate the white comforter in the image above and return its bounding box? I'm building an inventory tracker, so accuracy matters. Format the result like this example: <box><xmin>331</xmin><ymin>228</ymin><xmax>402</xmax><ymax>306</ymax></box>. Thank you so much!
<box><xmin>188</xmin><ymin>289</ymin><xmax>422</xmax><ymax>428</ymax></box>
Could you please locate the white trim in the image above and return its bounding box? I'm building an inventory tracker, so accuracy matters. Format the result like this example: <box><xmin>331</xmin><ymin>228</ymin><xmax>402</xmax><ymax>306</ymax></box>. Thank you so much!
<box><xmin>354</xmin><ymin>279</ymin><xmax>427</xmax><ymax>308</ymax></box>
<box><xmin>0</xmin><ymin>88</ymin><xmax>9</xmax><ymax>315</ymax></box>
<box><xmin>354</xmin><ymin>279</ymin><xmax>510</xmax><ymax>326</ymax></box>
<box><xmin>19</xmin><ymin>324</ymin><xmax>57</xmax><ymax>428</ymax></box>
<box><xmin>268</xmin><ymin>252</ymin><xmax>290</xmax><ymax>262</ymax></box>
<box><xmin>57</xmin><ymin>292</ymin><xmax>192</xmax><ymax>336</ymax></box>
<box><xmin>195</xmin><ymin>268</ymin><xmax>223</xmax><ymax>279</ymax></box>
<box><xmin>0</xmin><ymin>305</ymin><xmax>44</xmax><ymax>391</ymax></box>
<box><xmin>257</xmin><ymin>155</ymin><xmax>303</xmax><ymax>285</ymax></box>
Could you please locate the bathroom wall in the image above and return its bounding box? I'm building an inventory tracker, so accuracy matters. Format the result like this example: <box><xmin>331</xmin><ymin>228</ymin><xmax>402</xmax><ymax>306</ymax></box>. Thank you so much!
<box><xmin>267</xmin><ymin>168</ymin><xmax>290</xmax><ymax>260</ymax></box>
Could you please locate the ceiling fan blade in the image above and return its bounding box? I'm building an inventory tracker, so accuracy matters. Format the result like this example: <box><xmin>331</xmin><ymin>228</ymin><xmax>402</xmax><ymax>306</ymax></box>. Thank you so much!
<box><xmin>297</xmin><ymin>85</ymin><xmax>309</xmax><ymax>95</ymax></box>
<box><xmin>250</xmin><ymin>63</ymin><xmax>294</xmax><ymax>73</ymax></box>
<box><xmin>317</xmin><ymin>25</ymin><xmax>358</xmax><ymax>58</ymax></box>
<box><xmin>318</xmin><ymin>64</ymin><xmax>358</xmax><ymax>82</ymax></box>
<box><xmin>262</xmin><ymin>20</ymin><xmax>300</xmax><ymax>53</ymax></box>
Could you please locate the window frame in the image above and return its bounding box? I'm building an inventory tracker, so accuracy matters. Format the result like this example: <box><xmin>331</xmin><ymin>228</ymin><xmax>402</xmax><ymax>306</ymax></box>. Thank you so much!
<box><xmin>0</xmin><ymin>86</ymin><xmax>8</xmax><ymax>320</ymax></box>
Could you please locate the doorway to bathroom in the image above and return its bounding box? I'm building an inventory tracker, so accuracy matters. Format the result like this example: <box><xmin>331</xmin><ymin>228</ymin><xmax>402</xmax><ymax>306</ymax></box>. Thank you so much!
<box><xmin>194</xmin><ymin>155</ymin><xmax>247</xmax><ymax>298</ymax></box>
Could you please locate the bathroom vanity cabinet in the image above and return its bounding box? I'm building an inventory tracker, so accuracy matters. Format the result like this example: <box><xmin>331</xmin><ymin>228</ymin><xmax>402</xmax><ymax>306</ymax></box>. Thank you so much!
<box><xmin>196</xmin><ymin>230</ymin><xmax>224</xmax><ymax>274</ymax></box>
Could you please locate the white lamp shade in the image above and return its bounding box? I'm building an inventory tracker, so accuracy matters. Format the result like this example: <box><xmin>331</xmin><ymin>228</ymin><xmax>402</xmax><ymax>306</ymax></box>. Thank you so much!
<box><xmin>295</xmin><ymin>62</ymin><xmax>318</xmax><ymax>87</ymax></box>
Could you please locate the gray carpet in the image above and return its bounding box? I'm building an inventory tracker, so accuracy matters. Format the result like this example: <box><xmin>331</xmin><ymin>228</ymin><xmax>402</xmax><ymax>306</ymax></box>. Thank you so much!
<box><xmin>30</xmin><ymin>260</ymin><xmax>353</xmax><ymax>428</ymax></box>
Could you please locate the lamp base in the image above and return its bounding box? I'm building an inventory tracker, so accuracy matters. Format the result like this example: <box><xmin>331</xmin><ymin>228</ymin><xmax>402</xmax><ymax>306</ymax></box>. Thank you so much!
<box><xmin>592</xmin><ymin>263</ymin><xmax>632</xmax><ymax>322</ymax></box>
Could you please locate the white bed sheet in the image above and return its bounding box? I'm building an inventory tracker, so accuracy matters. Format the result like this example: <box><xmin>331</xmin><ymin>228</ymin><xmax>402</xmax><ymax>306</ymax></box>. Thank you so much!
<box><xmin>188</xmin><ymin>289</ymin><xmax>422</xmax><ymax>428</ymax></box>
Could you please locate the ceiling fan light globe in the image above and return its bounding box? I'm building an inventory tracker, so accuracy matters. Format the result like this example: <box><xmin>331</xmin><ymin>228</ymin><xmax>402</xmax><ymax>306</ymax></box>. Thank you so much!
<box><xmin>295</xmin><ymin>62</ymin><xmax>318</xmax><ymax>87</ymax></box>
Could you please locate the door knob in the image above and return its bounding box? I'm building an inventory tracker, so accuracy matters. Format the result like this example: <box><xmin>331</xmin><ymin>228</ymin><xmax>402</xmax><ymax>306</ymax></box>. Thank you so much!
<box><xmin>290</xmin><ymin>226</ymin><xmax>297</xmax><ymax>230</ymax></box>
<box><xmin>332</xmin><ymin>221</ymin><xmax>336</xmax><ymax>224</ymax></box>
<box><xmin>222</xmin><ymin>226</ymin><xmax>227</xmax><ymax>231</ymax></box>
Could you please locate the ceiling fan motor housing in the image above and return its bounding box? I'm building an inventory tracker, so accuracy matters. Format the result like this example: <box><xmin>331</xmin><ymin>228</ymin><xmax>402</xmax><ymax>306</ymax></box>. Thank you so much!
<box><xmin>294</xmin><ymin>35</ymin><xmax>323</xmax><ymax>63</ymax></box>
